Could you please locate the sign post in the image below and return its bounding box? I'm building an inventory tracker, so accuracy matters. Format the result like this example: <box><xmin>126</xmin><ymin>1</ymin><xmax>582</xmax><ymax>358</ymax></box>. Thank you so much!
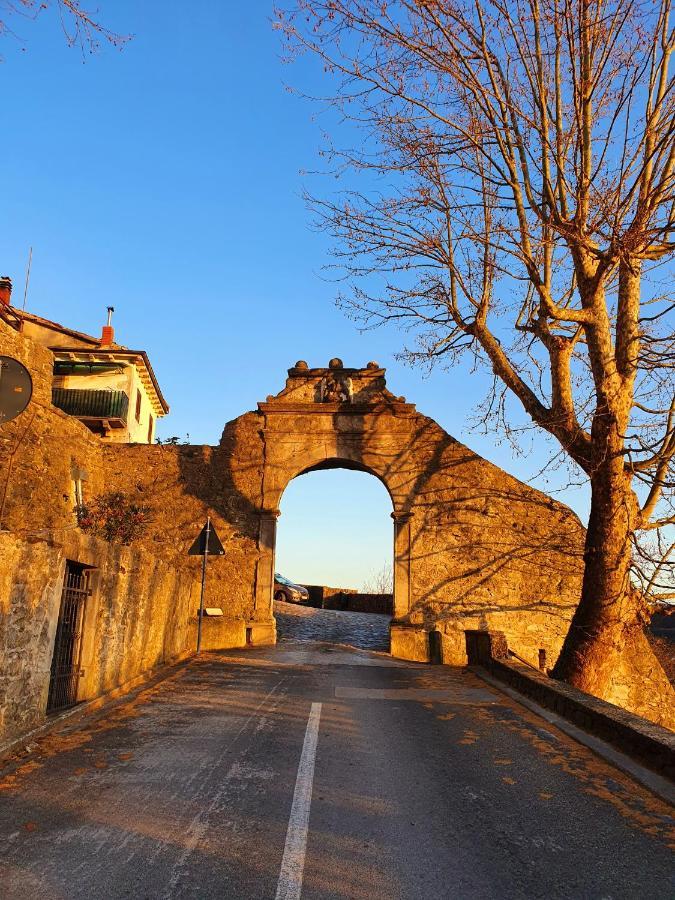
<box><xmin>188</xmin><ymin>517</ymin><xmax>225</xmax><ymax>654</ymax></box>
<box><xmin>197</xmin><ymin>517</ymin><xmax>211</xmax><ymax>654</ymax></box>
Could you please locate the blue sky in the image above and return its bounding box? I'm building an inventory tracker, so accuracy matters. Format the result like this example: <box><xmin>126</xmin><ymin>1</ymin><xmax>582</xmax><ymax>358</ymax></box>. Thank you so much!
<box><xmin>1</xmin><ymin>1</ymin><xmax>589</xmax><ymax>589</ymax></box>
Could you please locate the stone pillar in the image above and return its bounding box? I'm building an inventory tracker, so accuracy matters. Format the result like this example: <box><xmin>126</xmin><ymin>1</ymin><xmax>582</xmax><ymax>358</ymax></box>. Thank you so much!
<box><xmin>392</xmin><ymin>510</ymin><xmax>413</xmax><ymax>620</ymax></box>
<box><xmin>254</xmin><ymin>509</ymin><xmax>280</xmax><ymax>620</ymax></box>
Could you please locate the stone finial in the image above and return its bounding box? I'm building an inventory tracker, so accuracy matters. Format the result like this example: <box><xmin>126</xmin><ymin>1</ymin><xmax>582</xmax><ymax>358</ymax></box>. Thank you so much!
<box><xmin>366</xmin><ymin>361</ymin><xmax>379</xmax><ymax>370</ymax></box>
<box><xmin>294</xmin><ymin>360</ymin><xmax>309</xmax><ymax>370</ymax></box>
<box><xmin>328</xmin><ymin>357</ymin><xmax>344</xmax><ymax>369</ymax></box>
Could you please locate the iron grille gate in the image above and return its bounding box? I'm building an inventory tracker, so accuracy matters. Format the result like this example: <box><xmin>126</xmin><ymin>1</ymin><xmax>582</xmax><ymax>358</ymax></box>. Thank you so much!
<box><xmin>47</xmin><ymin>563</ymin><xmax>89</xmax><ymax>713</ymax></box>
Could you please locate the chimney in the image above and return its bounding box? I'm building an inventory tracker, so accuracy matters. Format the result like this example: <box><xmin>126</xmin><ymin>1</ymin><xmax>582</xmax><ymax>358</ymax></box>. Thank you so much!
<box><xmin>100</xmin><ymin>306</ymin><xmax>115</xmax><ymax>346</ymax></box>
<box><xmin>0</xmin><ymin>276</ymin><xmax>12</xmax><ymax>307</ymax></box>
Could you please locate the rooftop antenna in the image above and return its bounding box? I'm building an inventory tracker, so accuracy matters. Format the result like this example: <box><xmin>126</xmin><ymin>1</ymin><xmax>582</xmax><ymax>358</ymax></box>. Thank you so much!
<box><xmin>22</xmin><ymin>246</ymin><xmax>32</xmax><ymax>313</ymax></box>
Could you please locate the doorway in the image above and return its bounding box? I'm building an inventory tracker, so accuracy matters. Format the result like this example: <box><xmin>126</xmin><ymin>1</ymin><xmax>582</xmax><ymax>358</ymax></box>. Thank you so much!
<box><xmin>47</xmin><ymin>561</ymin><xmax>90</xmax><ymax>713</ymax></box>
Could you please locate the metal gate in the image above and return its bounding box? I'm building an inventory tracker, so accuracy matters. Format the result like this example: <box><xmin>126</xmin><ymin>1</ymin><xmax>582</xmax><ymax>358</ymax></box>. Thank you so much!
<box><xmin>47</xmin><ymin>562</ymin><xmax>89</xmax><ymax>713</ymax></box>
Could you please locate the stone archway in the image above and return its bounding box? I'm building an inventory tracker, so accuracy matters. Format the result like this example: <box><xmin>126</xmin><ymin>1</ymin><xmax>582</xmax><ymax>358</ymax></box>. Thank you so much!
<box><xmin>229</xmin><ymin>359</ymin><xmax>585</xmax><ymax>666</ymax></box>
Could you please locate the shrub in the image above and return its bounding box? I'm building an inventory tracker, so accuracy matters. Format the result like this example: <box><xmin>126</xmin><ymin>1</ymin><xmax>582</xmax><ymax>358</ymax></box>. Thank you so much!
<box><xmin>78</xmin><ymin>491</ymin><xmax>151</xmax><ymax>545</ymax></box>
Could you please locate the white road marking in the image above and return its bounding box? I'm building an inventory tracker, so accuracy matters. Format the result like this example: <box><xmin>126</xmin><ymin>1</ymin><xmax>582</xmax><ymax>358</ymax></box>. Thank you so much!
<box><xmin>275</xmin><ymin>702</ymin><xmax>322</xmax><ymax>900</ymax></box>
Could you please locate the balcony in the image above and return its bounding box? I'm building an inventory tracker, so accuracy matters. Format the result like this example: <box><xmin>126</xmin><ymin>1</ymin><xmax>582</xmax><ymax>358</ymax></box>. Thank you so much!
<box><xmin>52</xmin><ymin>387</ymin><xmax>129</xmax><ymax>430</ymax></box>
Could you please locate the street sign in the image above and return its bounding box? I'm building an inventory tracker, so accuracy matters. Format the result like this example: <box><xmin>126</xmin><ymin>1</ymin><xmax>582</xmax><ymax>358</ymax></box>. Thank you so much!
<box><xmin>0</xmin><ymin>356</ymin><xmax>32</xmax><ymax>425</ymax></box>
<box><xmin>188</xmin><ymin>518</ymin><xmax>225</xmax><ymax>655</ymax></box>
<box><xmin>188</xmin><ymin>521</ymin><xmax>225</xmax><ymax>556</ymax></box>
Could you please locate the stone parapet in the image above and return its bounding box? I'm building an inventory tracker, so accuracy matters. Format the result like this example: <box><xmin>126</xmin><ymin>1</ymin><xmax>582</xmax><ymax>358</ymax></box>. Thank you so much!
<box><xmin>302</xmin><ymin>584</ymin><xmax>392</xmax><ymax>615</ymax></box>
<box><xmin>322</xmin><ymin>592</ymin><xmax>393</xmax><ymax>615</ymax></box>
<box><xmin>469</xmin><ymin>631</ymin><xmax>675</xmax><ymax>778</ymax></box>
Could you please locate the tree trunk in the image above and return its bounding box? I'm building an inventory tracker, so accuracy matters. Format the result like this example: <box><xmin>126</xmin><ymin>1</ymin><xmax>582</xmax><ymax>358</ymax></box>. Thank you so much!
<box><xmin>553</xmin><ymin>460</ymin><xmax>635</xmax><ymax>692</ymax></box>
<box><xmin>552</xmin><ymin>460</ymin><xmax>675</xmax><ymax>729</ymax></box>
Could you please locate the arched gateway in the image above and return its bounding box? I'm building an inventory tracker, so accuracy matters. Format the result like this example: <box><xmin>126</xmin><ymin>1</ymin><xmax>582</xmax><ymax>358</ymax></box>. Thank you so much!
<box><xmin>215</xmin><ymin>360</ymin><xmax>584</xmax><ymax>666</ymax></box>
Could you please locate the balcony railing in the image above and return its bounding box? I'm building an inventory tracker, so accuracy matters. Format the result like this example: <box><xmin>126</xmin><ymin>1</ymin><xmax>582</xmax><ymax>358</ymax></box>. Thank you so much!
<box><xmin>52</xmin><ymin>388</ymin><xmax>129</xmax><ymax>425</ymax></box>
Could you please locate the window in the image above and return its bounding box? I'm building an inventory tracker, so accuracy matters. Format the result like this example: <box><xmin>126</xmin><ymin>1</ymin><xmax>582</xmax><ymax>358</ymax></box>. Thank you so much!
<box><xmin>135</xmin><ymin>389</ymin><xmax>142</xmax><ymax>422</ymax></box>
<box><xmin>71</xmin><ymin>466</ymin><xmax>87</xmax><ymax>519</ymax></box>
<box><xmin>73</xmin><ymin>477</ymin><xmax>83</xmax><ymax>513</ymax></box>
<box><xmin>147</xmin><ymin>415</ymin><xmax>154</xmax><ymax>443</ymax></box>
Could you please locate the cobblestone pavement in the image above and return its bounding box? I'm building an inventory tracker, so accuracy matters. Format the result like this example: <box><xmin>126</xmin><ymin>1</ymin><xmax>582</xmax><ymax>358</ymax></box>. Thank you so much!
<box><xmin>274</xmin><ymin>600</ymin><xmax>391</xmax><ymax>651</ymax></box>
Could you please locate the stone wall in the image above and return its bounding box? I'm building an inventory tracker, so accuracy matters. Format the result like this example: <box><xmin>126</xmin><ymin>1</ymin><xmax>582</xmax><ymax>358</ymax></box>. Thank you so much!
<box><xmin>303</xmin><ymin>585</ymin><xmax>393</xmax><ymax>615</ymax></box>
<box><xmin>7</xmin><ymin>313</ymin><xmax>674</xmax><ymax>736</ymax></box>
<box><xmin>0</xmin><ymin>309</ymin><xmax>293</xmax><ymax>745</ymax></box>
<box><xmin>0</xmin><ymin>529</ymin><xmax>198</xmax><ymax>746</ymax></box>
<box><xmin>400</xmin><ymin>411</ymin><xmax>584</xmax><ymax>667</ymax></box>
<box><xmin>303</xmin><ymin>584</ymin><xmax>357</xmax><ymax>607</ymax></box>
<box><xmin>100</xmin><ymin>412</ymin><xmax>268</xmax><ymax>634</ymax></box>
<box><xmin>466</xmin><ymin>631</ymin><xmax>675</xmax><ymax>777</ymax></box>
<box><xmin>0</xmin><ymin>321</ymin><xmax>106</xmax><ymax>535</ymax></box>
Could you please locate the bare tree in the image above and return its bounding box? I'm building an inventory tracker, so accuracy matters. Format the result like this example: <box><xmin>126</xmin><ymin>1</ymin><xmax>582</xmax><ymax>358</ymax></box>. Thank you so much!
<box><xmin>363</xmin><ymin>563</ymin><xmax>394</xmax><ymax>594</ymax></box>
<box><xmin>0</xmin><ymin>1</ymin><xmax>127</xmax><ymax>52</ymax></box>
<box><xmin>277</xmin><ymin>0</ymin><xmax>675</xmax><ymax>716</ymax></box>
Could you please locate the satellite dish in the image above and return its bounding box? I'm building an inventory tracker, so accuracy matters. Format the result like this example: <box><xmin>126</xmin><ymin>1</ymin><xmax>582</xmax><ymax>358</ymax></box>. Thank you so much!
<box><xmin>0</xmin><ymin>356</ymin><xmax>33</xmax><ymax>425</ymax></box>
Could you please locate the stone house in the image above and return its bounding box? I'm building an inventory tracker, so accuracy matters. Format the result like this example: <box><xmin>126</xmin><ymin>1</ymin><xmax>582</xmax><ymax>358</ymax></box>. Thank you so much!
<box><xmin>0</xmin><ymin>277</ymin><xmax>168</xmax><ymax>443</ymax></box>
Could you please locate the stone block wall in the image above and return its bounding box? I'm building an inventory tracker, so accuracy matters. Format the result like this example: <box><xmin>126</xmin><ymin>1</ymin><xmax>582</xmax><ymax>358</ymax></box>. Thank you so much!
<box><xmin>303</xmin><ymin>584</ymin><xmax>357</xmax><ymax>608</ymax></box>
<box><xmin>6</xmin><ymin>324</ymin><xmax>671</xmax><ymax>732</ymax></box>
<box><xmin>256</xmin><ymin>369</ymin><xmax>585</xmax><ymax>670</ymax></box>
<box><xmin>473</xmin><ymin>635</ymin><xmax>675</xmax><ymax>777</ymax></box>
<box><xmin>395</xmin><ymin>412</ymin><xmax>585</xmax><ymax>667</ymax></box>
<box><xmin>0</xmin><ymin>529</ymin><xmax>198</xmax><ymax>747</ymax></box>
<box><xmin>305</xmin><ymin>586</ymin><xmax>393</xmax><ymax>615</ymax></box>
<box><xmin>0</xmin><ymin>323</ymin><xmax>107</xmax><ymax>535</ymax></box>
<box><xmin>100</xmin><ymin>412</ymin><xmax>267</xmax><ymax>627</ymax></box>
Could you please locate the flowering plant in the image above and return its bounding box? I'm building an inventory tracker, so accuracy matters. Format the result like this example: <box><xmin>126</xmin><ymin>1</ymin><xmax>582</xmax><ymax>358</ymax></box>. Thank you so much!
<box><xmin>78</xmin><ymin>491</ymin><xmax>151</xmax><ymax>544</ymax></box>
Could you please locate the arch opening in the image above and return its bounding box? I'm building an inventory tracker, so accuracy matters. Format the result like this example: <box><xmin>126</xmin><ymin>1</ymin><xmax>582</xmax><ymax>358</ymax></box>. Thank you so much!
<box><xmin>273</xmin><ymin>466</ymin><xmax>394</xmax><ymax>653</ymax></box>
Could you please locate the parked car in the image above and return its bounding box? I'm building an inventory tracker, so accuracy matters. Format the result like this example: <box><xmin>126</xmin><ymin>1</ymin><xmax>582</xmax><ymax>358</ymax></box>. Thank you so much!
<box><xmin>274</xmin><ymin>573</ymin><xmax>309</xmax><ymax>604</ymax></box>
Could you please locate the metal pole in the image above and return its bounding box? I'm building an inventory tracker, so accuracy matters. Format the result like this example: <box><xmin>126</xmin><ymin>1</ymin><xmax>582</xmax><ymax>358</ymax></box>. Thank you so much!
<box><xmin>22</xmin><ymin>246</ymin><xmax>32</xmax><ymax>313</ymax></box>
<box><xmin>196</xmin><ymin>516</ymin><xmax>211</xmax><ymax>654</ymax></box>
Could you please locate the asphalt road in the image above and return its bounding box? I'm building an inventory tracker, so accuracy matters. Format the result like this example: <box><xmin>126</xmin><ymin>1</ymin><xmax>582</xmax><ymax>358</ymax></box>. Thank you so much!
<box><xmin>0</xmin><ymin>605</ymin><xmax>673</xmax><ymax>900</ymax></box>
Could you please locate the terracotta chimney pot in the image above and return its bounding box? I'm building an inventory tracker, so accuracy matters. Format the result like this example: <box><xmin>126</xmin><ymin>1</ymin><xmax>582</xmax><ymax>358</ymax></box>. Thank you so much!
<box><xmin>0</xmin><ymin>276</ymin><xmax>12</xmax><ymax>307</ymax></box>
<box><xmin>100</xmin><ymin>306</ymin><xmax>115</xmax><ymax>345</ymax></box>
